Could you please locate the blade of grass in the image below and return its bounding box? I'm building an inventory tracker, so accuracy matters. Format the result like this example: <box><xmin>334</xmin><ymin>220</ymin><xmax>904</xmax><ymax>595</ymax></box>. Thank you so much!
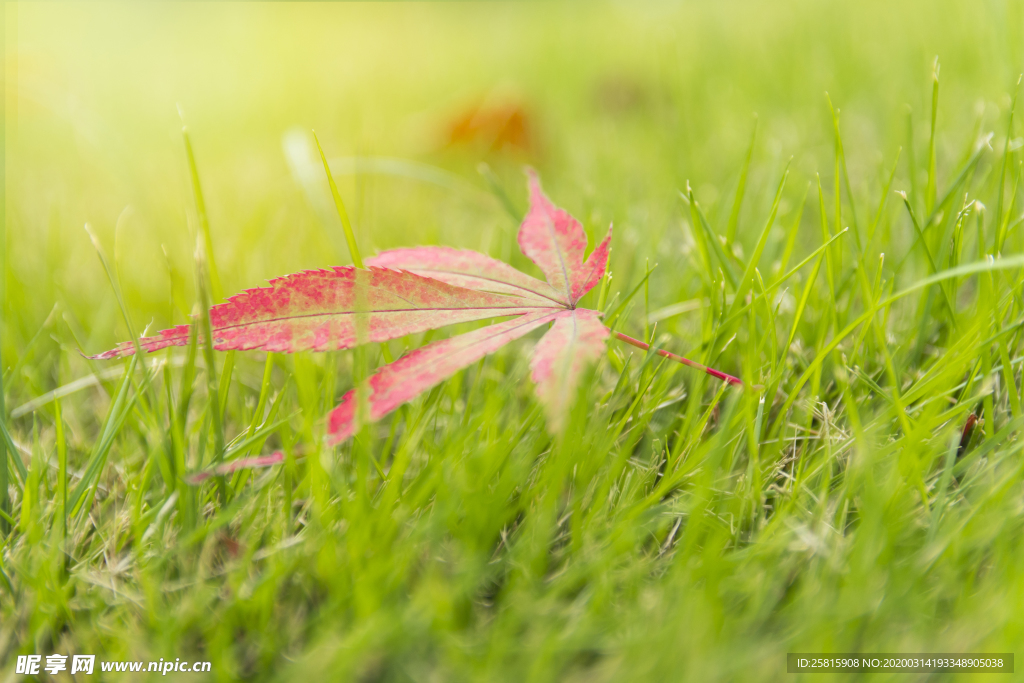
<box><xmin>774</xmin><ymin>182</ymin><xmax>809</xmax><ymax>277</ymax></box>
<box><xmin>181</xmin><ymin>124</ymin><xmax>223</xmax><ymax>302</ymax></box>
<box><xmin>868</xmin><ymin>148</ymin><xmax>902</xmax><ymax>248</ymax></box>
<box><xmin>997</xmin><ymin>163</ymin><xmax>1021</xmax><ymax>255</ymax></box>
<box><xmin>752</xmin><ymin>268</ymin><xmax>778</xmax><ymax>383</ymax></box>
<box><xmin>224</xmin><ymin>414</ymin><xmax>293</xmax><ymax>462</ymax></box>
<box><xmin>179</xmin><ymin>122</ymin><xmax>228</xmax><ymax>497</ymax></box>
<box><xmin>0</xmin><ymin>413</ymin><xmax>27</xmax><ymax>485</ymax></box>
<box><xmin>827</xmin><ymin>95</ymin><xmax>862</xmax><ymax>251</ymax></box>
<box><xmin>684</xmin><ymin>185</ymin><xmax>739</xmax><ymax>288</ymax></box>
<box><xmin>84</xmin><ymin>222</ymin><xmax>159</xmax><ymax>417</ymax></box>
<box><xmin>995</xmin><ymin>75</ymin><xmax>1021</xmax><ymax>251</ymax></box>
<box><xmin>313</xmin><ymin>130</ymin><xmax>364</xmax><ymax>270</ymax></box>
<box><xmin>725</xmin><ymin>161</ymin><xmax>790</xmax><ymax>321</ymax></box>
<box><xmin>898</xmin><ymin>191</ymin><xmax>959</xmax><ymax>326</ymax></box>
<box><xmin>643</xmin><ymin>259</ymin><xmax>651</xmax><ymax>341</ymax></box>
<box><xmin>0</xmin><ymin>548</ymin><xmax>11</xmax><ymax>593</ymax></box>
<box><xmin>927</xmin><ymin>134</ymin><xmax>988</xmax><ymax>228</ymax></box>
<box><xmin>596</xmin><ymin>269</ymin><xmax>611</xmax><ymax>312</ymax></box>
<box><xmin>313</xmin><ymin>130</ymin><xmax>393</xmax><ymax>365</ymax></box>
<box><xmin>246</xmin><ymin>353</ymin><xmax>276</xmax><ymax>439</ymax></box>
<box><xmin>604</xmin><ymin>265</ymin><xmax>657</xmax><ymax>328</ymax></box>
<box><xmin>218</xmin><ymin>349</ymin><xmax>236</xmax><ymax>420</ymax></box>
<box><xmin>768</xmin><ymin>248</ymin><xmax>826</xmax><ymax>413</ymax></box>
<box><xmin>927</xmin><ymin>58</ymin><xmax>940</xmax><ymax>213</ymax></box>
<box><xmin>681</xmin><ymin>190</ymin><xmax>715</xmax><ymax>286</ymax></box>
<box><xmin>194</xmin><ymin>220</ymin><xmax>226</xmax><ymax>501</ymax></box>
<box><xmin>725</xmin><ymin>115</ymin><xmax>757</xmax><ymax>244</ymax></box>
<box><xmin>478</xmin><ymin>162</ymin><xmax>523</xmax><ymax>223</ymax></box>
<box><xmin>907</xmin><ymin>106</ymin><xmax>920</xmax><ymax>215</ymax></box>
<box><xmin>67</xmin><ymin>355</ymin><xmax>138</xmax><ymax>517</ymax></box>
<box><xmin>815</xmin><ymin>175</ymin><xmax>838</xmax><ymax>311</ymax></box>
<box><xmin>55</xmin><ymin>395</ymin><xmax>67</xmax><ymax>540</ymax></box>
<box><xmin>996</xmin><ymin>335</ymin><xmax>1022</xmax><ymax>419</ymax></box>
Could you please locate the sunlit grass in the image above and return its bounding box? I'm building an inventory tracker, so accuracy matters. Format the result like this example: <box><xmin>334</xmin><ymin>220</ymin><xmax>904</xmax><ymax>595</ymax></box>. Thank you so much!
<box><xmin>3</xmin><ymin>1</ymin><xmax>1024</xmax><ymax>680</ymax></box>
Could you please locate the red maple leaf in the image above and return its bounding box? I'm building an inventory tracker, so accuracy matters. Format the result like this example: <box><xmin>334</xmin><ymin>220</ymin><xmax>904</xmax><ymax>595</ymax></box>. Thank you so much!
<box><xmin>92</xmin><ymin>171</ymin><xmax>740</xmax><ymax>442</ymax></box>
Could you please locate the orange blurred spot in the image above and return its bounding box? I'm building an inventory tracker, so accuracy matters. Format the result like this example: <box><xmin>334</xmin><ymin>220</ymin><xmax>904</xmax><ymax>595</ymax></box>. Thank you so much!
<box><xmin>443</xmin><ymin>98</ymin><xmax>534</xmax><ymax>155</ymax></box>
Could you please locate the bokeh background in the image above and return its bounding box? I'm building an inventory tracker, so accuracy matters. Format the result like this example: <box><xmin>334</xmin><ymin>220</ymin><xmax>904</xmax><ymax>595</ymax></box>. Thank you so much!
<box><xmin>5</xmin><ymin>0</ymin><xmax>1023</xmax><ymax>364</ymax></box>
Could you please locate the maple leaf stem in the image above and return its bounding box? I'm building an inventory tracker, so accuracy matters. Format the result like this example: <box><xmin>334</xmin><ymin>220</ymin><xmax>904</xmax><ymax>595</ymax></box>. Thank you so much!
<box><xmin>613</xmin><ymin>331</ymin><xmax>744</xmax><ymax>387</ymax></box>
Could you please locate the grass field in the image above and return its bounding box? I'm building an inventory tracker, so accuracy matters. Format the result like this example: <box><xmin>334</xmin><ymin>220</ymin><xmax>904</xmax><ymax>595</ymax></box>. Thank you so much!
<box><xmin>3</xmin><ymin>1</ymin><xmax>1024</xmax><ymax>680</ymax></box>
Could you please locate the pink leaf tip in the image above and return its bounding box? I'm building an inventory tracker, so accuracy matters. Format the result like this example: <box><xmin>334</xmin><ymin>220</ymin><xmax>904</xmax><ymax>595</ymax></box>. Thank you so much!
<box><xmin>519</xmin><ymin>170</ymin><xmax>611</xmax><ymax>307</ymax></box>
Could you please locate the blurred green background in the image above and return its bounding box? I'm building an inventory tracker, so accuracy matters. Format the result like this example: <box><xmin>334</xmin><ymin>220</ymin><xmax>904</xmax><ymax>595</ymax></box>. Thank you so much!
<box><xmin>5</xmin><ymin>0</ymin><xmax>1022</xmax><ymax>363</ymax></box>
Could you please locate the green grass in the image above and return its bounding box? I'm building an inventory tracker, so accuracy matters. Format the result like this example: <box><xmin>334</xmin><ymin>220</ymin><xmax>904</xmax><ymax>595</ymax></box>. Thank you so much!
<box><xmin>4</xmin><ymin>1</ymin><xmax>1024</xmax><ymax>680</ymax></box>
